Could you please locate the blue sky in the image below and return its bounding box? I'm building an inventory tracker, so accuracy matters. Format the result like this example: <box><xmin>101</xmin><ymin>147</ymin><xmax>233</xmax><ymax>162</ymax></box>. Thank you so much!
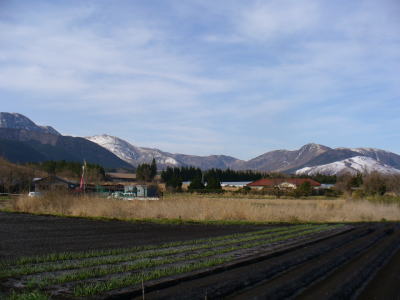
<box><xmin>0</xmin><ymin>0</ymin><xmax>399</xmax><ymax>159</ymax></box>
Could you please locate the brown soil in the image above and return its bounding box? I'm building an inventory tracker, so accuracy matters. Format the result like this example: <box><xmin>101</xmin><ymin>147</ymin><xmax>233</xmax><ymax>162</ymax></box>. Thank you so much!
<box><xmin>0</xmin><ymin>212</ymin><xmax>264</xmax><ymax>261</ymax></box>
<box><xmin>2</xmin><ymin>211</ymin><xmax>398</xmax><ymax>299</ymax></box>
<box><xmin>131</xmin><ymin>224</ymin><xmax>400</xmax><ymax>300</ymax></box>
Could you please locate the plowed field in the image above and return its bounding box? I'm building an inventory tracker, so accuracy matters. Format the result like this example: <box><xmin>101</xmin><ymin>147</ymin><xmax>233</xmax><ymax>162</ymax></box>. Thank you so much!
<box><xmin>1</xmin><ymin>212</ymin><xmax>399</xmax><ymax>299</ymax></box>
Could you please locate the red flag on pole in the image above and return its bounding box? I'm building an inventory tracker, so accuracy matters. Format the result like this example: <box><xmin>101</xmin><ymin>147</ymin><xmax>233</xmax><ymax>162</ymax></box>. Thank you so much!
<box><xmin>79</xmin><ymin>174</ymin><xmax>84</xmax><ymax>190</ymax></box>
<box><xmin>80</xmin><ymin>160</ymin><xmax>86</xmax><ymax>191</ymax></box>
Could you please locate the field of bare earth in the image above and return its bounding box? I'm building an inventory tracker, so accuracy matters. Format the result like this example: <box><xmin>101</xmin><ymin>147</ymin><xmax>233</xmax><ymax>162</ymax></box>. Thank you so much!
<box><xmin>10</xmin><ymin>192</ymin><xmax>400</xmax><ymax>223</ymax></box>
<box><xmin>1</xmin><ymin>212</ymin><xmax>399</xmax><ymax>299</ymax></box>
<box><xmin>0</xmin><ymin>212</ymin><xmax>346</xmax><ymax>299</ymax></box>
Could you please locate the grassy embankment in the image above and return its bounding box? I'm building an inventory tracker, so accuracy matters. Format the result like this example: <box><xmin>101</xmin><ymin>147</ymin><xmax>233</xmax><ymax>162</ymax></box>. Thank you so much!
<box><xmin>10</xmin><ymin>192</ymin><xmax>400</xmax><ymax>223</ymax></box>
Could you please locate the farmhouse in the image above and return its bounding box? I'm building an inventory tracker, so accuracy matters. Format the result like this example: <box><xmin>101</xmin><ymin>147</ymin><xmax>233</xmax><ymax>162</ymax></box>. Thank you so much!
<box><xmin>33</xmin><ymin>176</ymin><xmax>78</xmax><ymax>192</ymax></box>
<box><xmin>247</xmin><ymin>178</ymin><xmax>321</xmax><ymax>190</ymax></box>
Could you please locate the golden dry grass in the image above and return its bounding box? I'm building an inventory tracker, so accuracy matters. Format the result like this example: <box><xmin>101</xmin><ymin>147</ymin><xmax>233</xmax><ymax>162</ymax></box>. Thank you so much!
<box><xmin>11</xmin><ymin>192</ymin><xmax>400</xmax><ymax>223</ymax></box>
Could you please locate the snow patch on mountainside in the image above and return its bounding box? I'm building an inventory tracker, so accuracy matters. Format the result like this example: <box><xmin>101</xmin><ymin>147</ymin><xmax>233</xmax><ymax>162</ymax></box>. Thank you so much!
<box><xmin>296</xmin><ymin>156</ymin><xmax>400</xmax><ymax>175</ymax></box>
<box><xmin>86</xmin><ymin>134</ymin><xmax>179</xmax><ymax>167</ymax></box>
<box><xmin>86</xmin><ymin>134</ymin><xmax>141</xmax><ymax>162</ymax></box>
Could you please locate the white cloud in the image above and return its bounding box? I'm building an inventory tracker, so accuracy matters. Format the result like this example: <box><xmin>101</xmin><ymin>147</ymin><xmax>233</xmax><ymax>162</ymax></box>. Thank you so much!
<box><xmin>0</xmin><ymin>66</ymin><xmax>87</xmax><ymax>92</ymax></box>
<box><xmin>0</xmin><ymin>5</ymin><xmax>231</xmax><ymax>116</ymax></box>
<box><xmin>238</xmin><ymin>0</ymin><xmax>319</xmax><ymax>41</ymax></box>
<box><xmin>1</xmin><ymin>0</ymin><xmax>399</xmax><ymax>157</ymax></box>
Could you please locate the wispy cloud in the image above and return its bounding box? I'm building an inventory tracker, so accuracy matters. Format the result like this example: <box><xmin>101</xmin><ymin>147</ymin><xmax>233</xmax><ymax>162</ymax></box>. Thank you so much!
<box><xmin>0</xmin><ymin>0</ymin><xmax>399</xmax><ymax>157</ymax></box>
<box><xmin>238</xmin><ymin>0</ymin><xmax>319</xmax><ymax>41</ymax></box>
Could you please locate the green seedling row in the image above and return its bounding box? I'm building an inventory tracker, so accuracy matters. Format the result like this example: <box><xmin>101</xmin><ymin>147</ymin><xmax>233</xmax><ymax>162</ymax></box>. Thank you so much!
<box><xmin>2</xmin><ymin>225</ymin><xmax>329</xmax><ymax>279</ymax></box>
<box><xmin>6</xmin><ymin>290</ymin><xmax>49</xmax><ymax>300</ymax></box>
<box><xmin>7</xmin><ymin>226</ymin><xmax>311</xmax><ymax>279</ymax></box>
<box><xmin>11</xmin><ymin>225</ymin><xmax>315</xmax><ymax>266</ymax></box>
<box><xmin>28</xmin><ymin>225</ymin><xmax>337</xmax><ymax>289</ymax></box>
<box><xmin>73</xmin><ymin>257</ymin><xmax>233</xmax><ymax>297</ymax></box>
<box><xmin>73</xmin><ymin>223</ymin><xmax>338</xmax><ymax>299</ymax></box>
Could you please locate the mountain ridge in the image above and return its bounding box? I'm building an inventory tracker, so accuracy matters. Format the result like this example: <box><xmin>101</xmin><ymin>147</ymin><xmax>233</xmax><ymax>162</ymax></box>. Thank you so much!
<box><xmin>0</xmin><ymin>128</ymin><xmax>132</xmax><ymax>169</ymax></box>
<box><xmin>229</xmin><ymin>143</ymin><xmax>330</xmax><ymax>172</ymax></box>
<box><xmin>1</xmin><ymin>112</ymin><xmax>400</xmax><ymax>175</ymax></box>
<box><xmin>86</xmin><ymin>134</ymin><xmax>241</xmax><ymax>170</ymax></box>
<box><xmin>86</xmin><ymin>134</ymin><xmax>400</xmax><ymax>174</ymax></box>
<box><xmin>0</xmin><ymin>112</ymin><xmax>60</xmax><ymax>136</ymax></box>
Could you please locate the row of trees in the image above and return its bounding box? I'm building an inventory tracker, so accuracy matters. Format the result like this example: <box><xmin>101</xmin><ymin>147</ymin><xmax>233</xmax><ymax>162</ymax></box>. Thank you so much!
<box><xmin>297</xmin><ymin>173</ymin><xmax>337</xmax><ymax>184</ymax></box>
<box><xmin>26</xmin><ymin>160</ymin><xmax>106</xmax><ymax>184</ymax></box>
<box><xmin>160</xmin><ymin>167</ymin><xmax>225</xmax><ymax>192</ymax></box>
<box><xmin>160</xmin><ymin>166</ymin><xmax>337</xmax><ymax>185</ymax></box>
<box><xmin>159</xmin><ymin>166</ymin><xmax>339</xmax><ymax>192</ymax></box>
<box><xmin>160</xmin><ymin>167</ymin><xmax>270</xmax><ymax>187</ymax></box>
<box><xmin>335</xmin><ymin>172</ymin><xmax>400</xmax><ymax>197</ymax></box>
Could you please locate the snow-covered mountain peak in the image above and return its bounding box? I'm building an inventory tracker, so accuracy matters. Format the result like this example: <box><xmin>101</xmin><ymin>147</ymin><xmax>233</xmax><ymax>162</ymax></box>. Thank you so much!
<box><xmin>86</xmin><ymin>135</ymin><xmax>180</xmax><ymax>167</ymax></box>
<box><xmin>351</xmin><ymin>147</ymin><xmax>389</xmax><ymax>154</ymax></box>
<box><xmin>296</xmin><ymin>156</ymin><xmax>400</xmax><ymax>176</ymax></box>
<box><xmin>86</xmin><ymin>135</ymin><xmax>142</xmax><ymax>163</ymax></box>
<box><xmin>85</xmin><ymin>135</ymin><xmax>242</xmax><ymax>169</ymax></box>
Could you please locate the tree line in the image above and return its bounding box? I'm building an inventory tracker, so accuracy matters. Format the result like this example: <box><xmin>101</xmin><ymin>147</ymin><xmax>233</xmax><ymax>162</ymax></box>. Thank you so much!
<box><xmin>160</xmin><ymin>167</ymin><xmax>274</xmax><ymax>192</ymax></box>
<box><xmin>26</xmin><ymin>160</ymin><xmax>106</xmax><ymax>183</ymax></box>
<box><xmin>335</xmin><ymin>172</ymin><xmax>400</xmax><ymax>197</ymax></box>
<box><xmin>159</xmin><ymin>166</ymin><xmax>336</xmax><ymax>190</ymax></box>
<box><xmin>161</xmin><ymin>167</ymin><xmax>269</xmax><ymax>182</ymax></box>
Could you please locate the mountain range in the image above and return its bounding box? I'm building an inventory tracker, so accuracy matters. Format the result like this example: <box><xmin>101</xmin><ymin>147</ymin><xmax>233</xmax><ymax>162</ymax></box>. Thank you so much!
<box><xmin>0</xmin><ymin>113</ymin><xmax>131</xmax><ymax>169</ymax></box>
<box><xmin>86</xmin><ymin>134</ymin><xmax>239</xmax><ymax>170</ymax></box>
<box><xmin>0</xmin><ymin>113</ymin><xmax>60</xmax><ymax>136</ymax></box>
<box><xmin>85</xmin><ymin>134</ymin><xmax>400</xmax><ymax>175</ymax></box>
<box><xmin>1</xmin><ymin>112</ymin><xmax>400</xmax><ymax>175</ymax></box>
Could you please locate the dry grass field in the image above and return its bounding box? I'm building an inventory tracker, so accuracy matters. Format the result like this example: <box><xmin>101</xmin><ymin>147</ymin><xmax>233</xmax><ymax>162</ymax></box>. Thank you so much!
<box><xmin>11</xmin><ymin>193</ymin><xmax>400</xmax><ymax>223</ymax></box>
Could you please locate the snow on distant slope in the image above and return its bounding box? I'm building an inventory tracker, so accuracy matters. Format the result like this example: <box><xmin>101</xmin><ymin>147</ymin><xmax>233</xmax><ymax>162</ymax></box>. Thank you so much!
<box><xmin>296</xmin><ymin>156</ymin><xmax>400</xmax><ymax>176</ymax></box>
<box><xmin>230</xmin><ymin>143</ymin><xmax>330</xmax><ymax>172</ymax></box>
<box><xmin>85</xmin><ymin>134</ymin><xmax>179</xmax><ymax>167</ymax></box>
<box><xmin>85</xmin><ymin>134</ymin><xmax>241</xmax><ymax>169</ymax></box>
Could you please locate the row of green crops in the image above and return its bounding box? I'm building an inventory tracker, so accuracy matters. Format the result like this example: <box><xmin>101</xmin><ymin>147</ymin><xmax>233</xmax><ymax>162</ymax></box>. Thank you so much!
<box><xmin>1</xmin><ymin>225</ymin><xmax>323</xmax><ymax>278</ymax></box>
<box><xmin>11</xmin><ymin>225</ymin><xmax>308</xmax><ymax>265</ymax></box>
<box><xmin>27</xmin><ymin>225</ymin><xmax>335</xmax><ymax>289</ymax></box>
<box><xmin>3</xmin><ymin>224</ymin><xmax>343</xmax><ymax>299</ymax></box>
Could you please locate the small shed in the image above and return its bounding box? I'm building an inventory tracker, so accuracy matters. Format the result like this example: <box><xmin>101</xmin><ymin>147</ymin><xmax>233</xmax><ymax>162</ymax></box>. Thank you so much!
<box><xmin>124</xmin><ymin>185</ymin><xmax>159</xmax><ymax>198</ymax></box>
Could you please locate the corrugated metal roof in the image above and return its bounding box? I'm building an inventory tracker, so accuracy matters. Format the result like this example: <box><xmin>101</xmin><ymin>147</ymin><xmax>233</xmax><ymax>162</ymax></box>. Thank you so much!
<box><xmin>247</xmin><ymin>178</ymin><xmax>321</xmax><ymax>187</ymax></box>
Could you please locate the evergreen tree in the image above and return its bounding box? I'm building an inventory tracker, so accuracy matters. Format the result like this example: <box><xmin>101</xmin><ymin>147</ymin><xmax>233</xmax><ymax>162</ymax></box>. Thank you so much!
<box><xmin>188</xmin><ymin>176</ymin><xmax>205</xmax><ymax>190</ymax></box>
<box><xmin>206</xmin><ymin>176</ymin><xmax>221</xmax><ymax>190</ymax></box>
<box><xmin>136</xmin><ymin>163</ymin><xmax>152</xmax><ymax>182</ymax></box>
<box><xmin>150</xmin><ymin>158</ymin><xmax>157</xmax><ymax>180</ymax></box>
<box><xmin>165</xmin><ymin>175</ymin><xmax>182</xmax><ymax>192</ymax></box>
